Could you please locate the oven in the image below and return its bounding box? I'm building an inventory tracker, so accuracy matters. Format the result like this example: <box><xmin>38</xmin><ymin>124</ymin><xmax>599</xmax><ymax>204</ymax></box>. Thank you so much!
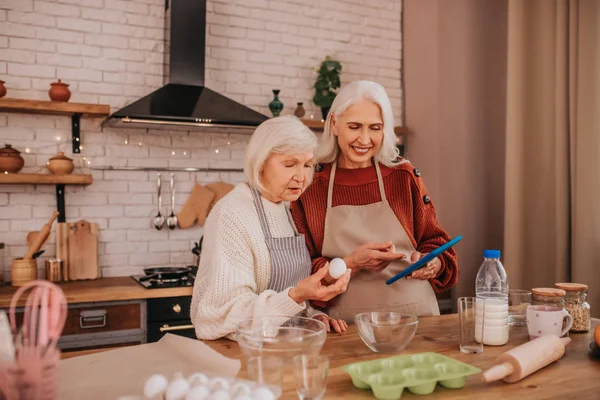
<box><xmin>146</xmin><ymin>296</ymin><xmax>196</xmax><ymax>343</ymax></box>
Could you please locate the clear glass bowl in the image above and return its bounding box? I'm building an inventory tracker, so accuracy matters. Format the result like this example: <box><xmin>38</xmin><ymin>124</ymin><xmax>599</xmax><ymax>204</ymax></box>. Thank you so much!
<box><xmin>235</xmin><ymin>316</ymin><xmax>327</xmax><ymax>360</ymax></box>
<box><xmin>355</xmin><ymin>312</ymin><xmax>419</xmax><ymax>353</ymax></box>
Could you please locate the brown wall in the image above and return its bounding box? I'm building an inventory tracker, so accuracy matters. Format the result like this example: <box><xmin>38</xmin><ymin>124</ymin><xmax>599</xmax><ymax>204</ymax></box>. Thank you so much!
<box><xmin>404</xmin><ymin>0</ymin><xmax>508</xmax><ymax>301</ymax></box>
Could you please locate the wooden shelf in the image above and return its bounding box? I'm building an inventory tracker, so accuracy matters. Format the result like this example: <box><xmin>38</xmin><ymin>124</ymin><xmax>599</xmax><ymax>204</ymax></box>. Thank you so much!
<box><xmin>0</xmin><ymin>98</ymin><xmax>110</xmax><ymax>117</ymax></box>
<box><xmin>0</xmin><ymin>173</ymin><xmax>93</xmax><ymax>185</ymax></box>
<box><xmin>301</xmin><ymin>119</ymin><xmax>410</xmax><ymax>135</ymax></box>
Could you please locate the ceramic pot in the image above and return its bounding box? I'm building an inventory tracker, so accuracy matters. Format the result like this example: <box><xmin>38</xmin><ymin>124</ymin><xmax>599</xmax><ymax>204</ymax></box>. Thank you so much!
<box><xmin>48</xmin><ymin>79</ymin><xmax>71</xmax><ymax>102</ymax></box>
<box><xmin>0</xmin><ymin>80</ymin><xmax>6</xmax><ymax>98</ymax></box>
<box><xmin>268</xmin><ymin>89</ymin><xmax>284</xmax><ymax>117</ymax></box>
<box><xmin>294</xmin><ymin>102</ymin><xmax>306</xmax><ymax>118</ymax></box>
<box><xmin>47</xmin><ymin>152</ymin><xmax>74</xmax><ymax>175</ymax></box>
<box><xmin>0</xmin><ymin>144</ymin><xmax>25</xmax><ymax>173</ymax></box>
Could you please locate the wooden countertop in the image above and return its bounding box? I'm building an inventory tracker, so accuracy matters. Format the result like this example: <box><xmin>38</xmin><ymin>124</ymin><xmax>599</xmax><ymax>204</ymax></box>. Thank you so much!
<box><xmin>204</xmin><ymin>314</ymin><xmax>600</xmax><ymax>399</ymax></box>
<box><xmin>0</xmin><ymin>276</ymin><xmax>192</xmax><ymax>308</ymax></box>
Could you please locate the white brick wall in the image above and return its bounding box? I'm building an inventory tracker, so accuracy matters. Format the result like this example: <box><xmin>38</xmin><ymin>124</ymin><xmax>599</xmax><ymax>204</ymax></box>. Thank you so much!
<box><xmin>0</xmin><ymin>0</ymin><xmax>402</xmax><ymax>280</ymax></box>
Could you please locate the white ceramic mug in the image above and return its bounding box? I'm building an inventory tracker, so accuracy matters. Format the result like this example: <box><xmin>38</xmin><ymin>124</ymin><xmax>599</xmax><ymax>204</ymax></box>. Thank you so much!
<box><xmin>526</xmin><ymin>305</ymin><xmax>573</xmax><ymax>340</ymax></box>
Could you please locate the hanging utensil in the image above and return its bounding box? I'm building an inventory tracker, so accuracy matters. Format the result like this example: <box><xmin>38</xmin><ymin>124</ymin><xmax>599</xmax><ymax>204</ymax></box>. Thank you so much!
<box><xmin>153</xmin><ymin>173</ymin><xmax>165</xmax><ymax>230</ymax></box>
<box><xmin>167</xmin><ymin>173</ymin><xmax>178</xmax><ymax>230</ymax></box>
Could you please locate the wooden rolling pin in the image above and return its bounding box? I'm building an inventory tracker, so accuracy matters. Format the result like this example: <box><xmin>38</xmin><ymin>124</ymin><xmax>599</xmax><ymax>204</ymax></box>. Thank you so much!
<box><xmin>482</xmin><ymin>335</ymin><xmax>571</xmax><ymax>383</ymax></box>
<box><xmin>23</xmin><ymin>211</ymin><xmax>59</xmax><ymax>260</ymax></box>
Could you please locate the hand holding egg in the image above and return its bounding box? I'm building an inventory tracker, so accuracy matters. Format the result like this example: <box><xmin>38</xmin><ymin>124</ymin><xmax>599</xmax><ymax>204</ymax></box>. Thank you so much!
<box><xmin>328</xmin><ymin>258</ymin><xmax>347</xmax><ymax>279</ymax></box>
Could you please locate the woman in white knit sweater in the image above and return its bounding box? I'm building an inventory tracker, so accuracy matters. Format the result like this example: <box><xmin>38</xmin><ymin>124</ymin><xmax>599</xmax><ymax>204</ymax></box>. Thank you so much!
<box><xmin>191</xmin><ymin>116</ymin><xmax>351</xmax><ymax>340</ymax></box>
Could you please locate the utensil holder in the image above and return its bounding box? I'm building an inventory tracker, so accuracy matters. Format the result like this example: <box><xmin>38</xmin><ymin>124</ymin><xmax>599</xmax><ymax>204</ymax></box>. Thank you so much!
<box><xmin>0</xmin><ymin>347</ymin><xmax>61</xmax><ymax>400</ymax></box>
<box><xmin>11</xmin><ymin>258</ymin><xmax>37</xmax><ymax>287</ymax></box>
<box><xmin>44</xmin><ymin>259</ymin><xmax>62</xmax><ymax>282</ymax></box>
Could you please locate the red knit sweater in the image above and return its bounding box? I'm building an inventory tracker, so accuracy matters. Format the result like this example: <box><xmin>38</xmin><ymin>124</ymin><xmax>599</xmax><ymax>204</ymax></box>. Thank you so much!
<box><xmin>290</xmin><ymin>160</ymin><xmax>459</xmax><ymax>307</ymax></box>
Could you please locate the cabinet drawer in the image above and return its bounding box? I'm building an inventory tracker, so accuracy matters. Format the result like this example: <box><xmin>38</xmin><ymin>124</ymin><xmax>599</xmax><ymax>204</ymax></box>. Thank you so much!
<box><xmin>63</xmin><ymin>301</ymin><xmax>142</xmax><ymax>335</ymax></box>
<box><xmin>147</xmin><ymin>296</ymin><xmax>191</xmax><ymax>323</ymax></box>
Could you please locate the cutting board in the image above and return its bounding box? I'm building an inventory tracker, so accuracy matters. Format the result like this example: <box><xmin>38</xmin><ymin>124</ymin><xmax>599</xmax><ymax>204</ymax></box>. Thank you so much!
<box><xmin>66</xmin><ymin>220</ymin><xmax>99</xmax><ymax>280</ymax></box>
<box><xmin>55</xmin><ymin>222</ymin><xmax>70</xmax><ymax>281</ymax></box>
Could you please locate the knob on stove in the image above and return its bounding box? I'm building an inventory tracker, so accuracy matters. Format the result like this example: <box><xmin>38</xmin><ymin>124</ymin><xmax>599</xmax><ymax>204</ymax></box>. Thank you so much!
<box><xmin>172</xmin><ymin>304</ymin><xmax>182</xmax><ymax>314</ymax></box>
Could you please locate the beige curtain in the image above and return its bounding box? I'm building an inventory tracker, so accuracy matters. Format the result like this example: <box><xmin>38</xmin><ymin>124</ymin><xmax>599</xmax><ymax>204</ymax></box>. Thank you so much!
<box><xmin>504</xmin><ymin>0</ymin><xmax>600</xmax><ymax>315</ymax></box>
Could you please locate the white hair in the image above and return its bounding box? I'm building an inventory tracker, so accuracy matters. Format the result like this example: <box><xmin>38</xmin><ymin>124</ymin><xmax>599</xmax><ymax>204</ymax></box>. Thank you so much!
<box><xmin>315</xmin><ymin>80</ymin><xmax>400</xmax><ymax>167</ymax></box>
<box><xmin>244</xmin><ymin>115</ymin><xmax>317</xmax><ymax>192</ymax></box>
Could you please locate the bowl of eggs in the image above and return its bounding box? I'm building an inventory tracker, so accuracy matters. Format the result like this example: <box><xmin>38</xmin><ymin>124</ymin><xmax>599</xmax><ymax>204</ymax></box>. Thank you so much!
<box><xmin>143</xmin><ymin>372</ymin><xmax>280</xmax><ymax>400</ymax></box>
<box><xmin>235</xmin><ymin>316</ymin><xmax>327</xmax><ymax>360</ymax></box>
<box><xmin>355</xmin><ymin>312</ymin><xmax>419</xmax><ymax>353</ymax></box>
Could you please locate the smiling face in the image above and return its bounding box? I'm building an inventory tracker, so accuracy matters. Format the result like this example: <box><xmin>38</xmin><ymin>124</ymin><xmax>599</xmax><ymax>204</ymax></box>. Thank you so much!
<box><xmin>260</xmin><ymin>151</ymin><xmax>315</xmax><ymax>203</ymax></box>
<box><xmin>332</xmin><ymin>99</ymin><xmax>384</xmax><ymax>169</ymax></box>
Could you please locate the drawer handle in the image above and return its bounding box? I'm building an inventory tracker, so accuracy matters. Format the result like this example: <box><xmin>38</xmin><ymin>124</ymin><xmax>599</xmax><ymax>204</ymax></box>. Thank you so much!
<box><xmin>172</xmin><ymin>304</ymin><xmax>181</xmax><ymax>314</ymax></box>
<box><xmin>80</xmin><ymin>310</ymin><xmax>107</xmax><ymax>329</ymax></box>
<box><xmin>160</xmin><ymin>324</ymin><xmax>194</xmax><ymax>332</ymax></box>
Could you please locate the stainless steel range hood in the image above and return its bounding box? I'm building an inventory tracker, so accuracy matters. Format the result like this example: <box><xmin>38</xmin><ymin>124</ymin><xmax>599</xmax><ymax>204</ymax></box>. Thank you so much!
<box><xmin>103</xmin><ymin>0</ymin><xmax>268</xmax><ymax>130</ymax></box>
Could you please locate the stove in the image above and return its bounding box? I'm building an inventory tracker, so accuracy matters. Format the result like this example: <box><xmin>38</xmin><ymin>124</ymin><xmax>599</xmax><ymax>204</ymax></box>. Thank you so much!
<box><xmin>131</xmin><ymin>273</ymin><xmax>195</xmax><ymax>289</ymax></box>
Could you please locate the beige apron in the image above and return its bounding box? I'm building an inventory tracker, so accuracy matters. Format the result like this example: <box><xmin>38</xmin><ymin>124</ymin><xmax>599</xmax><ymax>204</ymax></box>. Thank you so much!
<box><xmin>321</xmin><ymin>161</ymin><xmax>440</xmax><ymax>322</ymax></box>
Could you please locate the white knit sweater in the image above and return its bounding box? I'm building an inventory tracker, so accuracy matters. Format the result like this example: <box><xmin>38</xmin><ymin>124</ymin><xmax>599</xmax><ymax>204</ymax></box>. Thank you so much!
<box><xmin>191</xmin><ymin>183</ymin><xmax>324</xmax><ymax>340</ymax></box>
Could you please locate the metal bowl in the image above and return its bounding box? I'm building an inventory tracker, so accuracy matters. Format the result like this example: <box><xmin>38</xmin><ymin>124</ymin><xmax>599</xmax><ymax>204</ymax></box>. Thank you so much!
<box><xmin>235</xmin><ymin>316</ymin><xmax>327</xmax><ymax>360</ymax></box>
<box><xmin>355</xmin><ymin>312</ymin><xmax>419</xmax><ymax>353</ymax></box>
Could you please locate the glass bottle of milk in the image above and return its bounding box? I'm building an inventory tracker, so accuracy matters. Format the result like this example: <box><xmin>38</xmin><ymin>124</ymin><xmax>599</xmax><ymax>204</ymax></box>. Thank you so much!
<box><xmin>475</xmin><ymin>250</ymin><xmax>509</xmax><ymax>345</ymax></box>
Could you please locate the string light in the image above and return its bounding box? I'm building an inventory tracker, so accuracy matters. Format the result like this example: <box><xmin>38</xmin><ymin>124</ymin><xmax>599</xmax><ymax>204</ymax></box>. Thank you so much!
<box><xmin>55</xmin><ymin>136</ymin><xmax>61</xmax><ymax>141</ymax></box>
<box><xmin>138</xmin><ymin>142</ymin><xmax>142</xmax><ymax>146</ymax></box>
<box><xmin>25</xmin><ymin>148</ymin><xmax>30</xmax><ymax>153</ymax></box>
<box><xmin>215</xmin><ymin>149</ymin><xmax>219</xmax><ymax>154</ymax></box>
<box><xmin>183</xmin><ymin>151</ymin><xmax>187</xmax><ymax>156</ymax></box>
<box><xmin>227</xmin><ymin>141</ymin><xmax>231</xmax><ymax>145</ymax></box>
<box><xmin>171</xmin><ymin>151</ymin><xmax>175</xmax><ymax>155</ymax></box>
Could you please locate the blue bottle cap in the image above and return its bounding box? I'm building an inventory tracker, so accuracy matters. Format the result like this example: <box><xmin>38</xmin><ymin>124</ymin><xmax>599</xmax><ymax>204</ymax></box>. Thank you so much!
<box><xmin>484</xmin><ymin>249</ymin><xmax>501</xmax><ymax>258</ymax></box>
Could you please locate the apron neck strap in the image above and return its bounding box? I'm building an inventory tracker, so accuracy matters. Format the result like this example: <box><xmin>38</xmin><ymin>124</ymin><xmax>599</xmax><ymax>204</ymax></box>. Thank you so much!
<box><xmin>327</xmin><ymin>160</ymin><xmax>388</xmax><ymax>209</ymax></box>
<box><xmin>250</xmin><ymin>185</ymin><xmax>300</xmax><ymax>238</ymax></box>
<box><xmin>250</xmin><ymin>186</ymin><xmax>273</xmax><ymax>239</ymax></box>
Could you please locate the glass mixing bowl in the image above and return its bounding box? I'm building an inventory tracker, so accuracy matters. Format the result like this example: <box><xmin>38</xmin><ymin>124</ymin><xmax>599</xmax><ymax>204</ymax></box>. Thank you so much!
<box><xmin>355</xmin><ymin>312</ymin><xmax>419</xmax><ymax>353</ymax></box>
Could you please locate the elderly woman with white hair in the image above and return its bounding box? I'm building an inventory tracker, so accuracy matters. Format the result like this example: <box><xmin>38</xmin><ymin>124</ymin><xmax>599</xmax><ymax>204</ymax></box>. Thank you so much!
<box><xmin>291</xmin><ymin>81</ymin><xmax>459</xmax><ymax>321</ymax></box>
<box><xmin>191</xmin><ymin>116</ymin><xmax>351</xmax><ymax>340</ymax></box>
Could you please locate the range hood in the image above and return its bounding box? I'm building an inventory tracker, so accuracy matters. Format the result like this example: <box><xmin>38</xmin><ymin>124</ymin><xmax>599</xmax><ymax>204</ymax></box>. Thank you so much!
<box><xmin>103</xmin><ymin>0</ymin><xmax>268</xmax><ymax>130</ymax></box>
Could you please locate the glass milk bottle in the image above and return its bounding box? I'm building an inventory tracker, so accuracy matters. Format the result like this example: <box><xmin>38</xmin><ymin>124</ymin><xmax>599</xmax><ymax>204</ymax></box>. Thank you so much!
<box><xmin>475</xmin><ymin>250</ymin><xmax>509</xmax><ymax>345</ymax></box>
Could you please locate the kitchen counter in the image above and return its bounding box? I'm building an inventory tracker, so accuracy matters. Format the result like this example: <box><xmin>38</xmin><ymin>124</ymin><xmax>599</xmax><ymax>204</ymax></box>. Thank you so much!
<box><xmin>204</xmin><ymin>314</ymin><xmax>600</xmax><ymax>399</ymax></box>
<box><xmin>0</xmin><ymin>276</ymin><xmax>192</xmax><ymax>308</ymax></box>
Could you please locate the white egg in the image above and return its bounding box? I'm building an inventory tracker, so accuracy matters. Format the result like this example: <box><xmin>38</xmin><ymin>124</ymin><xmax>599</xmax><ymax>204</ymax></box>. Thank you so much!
<box><xmin>185</xmin><ymin>386</ymin><xmax>211</xmax><ymax>400</ymax></box>
<box><xmin>210</xmin><ymin>389</ymin><xmax>231</xmax><ymax>400</ymax></box>
<box><xmin>209</xmin><ymin>377</ymin><xmax>230</xmax><ymax>391</ymax></box>
<box><xmin>229</xmin><ymin>382</ymin><xmax>251</xmax><ymax>397</ymax></box>
<box><xmin>188</xmin><ymin>373</ymin><xmax>209</xmax><ymax>387</ymax></box>
<box><xmin>165</xmin><ymin>378</ymin><xmax>190</xmax><ymax>400</ymax></box>
<box><xmin>250</xmin><ymin>387</ymin><xmax>275</xmax><ymax>400</ymax></box>
<box><xmin>328</xmin><ymin>258</ymin><xmax>347</xmax><ymax>279</ymax></box>
<box><xmin>143</xmin><ymin>374</ymin><xmax>168</xmax><ymax>398</ymax></box>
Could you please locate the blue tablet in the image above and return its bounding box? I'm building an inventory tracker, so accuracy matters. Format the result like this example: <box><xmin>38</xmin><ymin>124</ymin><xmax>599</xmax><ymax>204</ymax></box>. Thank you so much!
<box><xmin>385</xmin><ymin>236</ymin><xmax>463</xmax><ymax>285</ymax></box>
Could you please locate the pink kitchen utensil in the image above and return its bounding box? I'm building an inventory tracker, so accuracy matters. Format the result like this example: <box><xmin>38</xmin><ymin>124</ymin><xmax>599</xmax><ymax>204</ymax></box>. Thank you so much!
<box><xmin>1</xmin><ymin>280</ymin><xmax>67</xmax><ymax>400</ymax></box>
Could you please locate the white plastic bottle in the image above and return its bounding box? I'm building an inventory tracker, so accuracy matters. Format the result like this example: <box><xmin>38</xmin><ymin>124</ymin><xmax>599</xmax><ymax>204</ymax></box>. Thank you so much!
<box><xmin>475</xmin><ymin>249</ymin><xmax>509</xmax><ymax>346</ymax></box>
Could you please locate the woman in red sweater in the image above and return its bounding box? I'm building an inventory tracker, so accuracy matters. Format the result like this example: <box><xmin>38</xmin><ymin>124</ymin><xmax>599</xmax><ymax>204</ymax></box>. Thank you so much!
<box><xmin>290</xmin><ymin>81</ymin><xmax>458</xmax><ymax>321</ymax></box>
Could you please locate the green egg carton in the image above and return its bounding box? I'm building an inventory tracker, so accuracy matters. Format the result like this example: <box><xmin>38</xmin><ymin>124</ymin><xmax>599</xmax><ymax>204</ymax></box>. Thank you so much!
<box><xmin>339</xmin><ymin>352</ymin><xmax>481</xmax><ymax>400</ymax></box>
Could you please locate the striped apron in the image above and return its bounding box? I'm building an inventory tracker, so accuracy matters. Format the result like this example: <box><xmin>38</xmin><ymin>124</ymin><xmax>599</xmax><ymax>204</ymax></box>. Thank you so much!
<box><xmin>250</xmin><ymin>187</ymin><xmax>312</xmax><ymax>291</ymax></box>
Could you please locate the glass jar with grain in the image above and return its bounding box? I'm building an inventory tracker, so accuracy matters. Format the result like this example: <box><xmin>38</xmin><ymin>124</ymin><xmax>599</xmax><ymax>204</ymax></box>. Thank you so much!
<box><xmin>555</xmin><ymin>283</ymin><xmax>591</xmax><ymax>333</ymax></box>
<box><xmin>531</xmin><ymin>288</ymin><xmax>566</xmax><ymax>308</ymax></box>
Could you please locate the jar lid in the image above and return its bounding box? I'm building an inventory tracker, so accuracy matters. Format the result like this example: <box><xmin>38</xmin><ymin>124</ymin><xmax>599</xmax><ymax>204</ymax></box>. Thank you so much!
<box><xmin>555</xmin><ymin>282</ymin><xmax>588</xmax><ymax>291</ymax></box>
<box><xmin>51</xmin><ymin>79</ymin><xmax>69</xmax><ymax>86</ymax></box>
<box><xmin>532</xmin><ymin>287</ymin><xmax>566</xmax><ymax>297</ymax></box>
<box><xmin>0</xmin><ymin>144</ymin><xmax>21</xmax><ymax>156</ymax></box>
<box><xmin>49</xmin><ymin>151</ymin><xmax>73</xmax><ymax>162</ymax></box>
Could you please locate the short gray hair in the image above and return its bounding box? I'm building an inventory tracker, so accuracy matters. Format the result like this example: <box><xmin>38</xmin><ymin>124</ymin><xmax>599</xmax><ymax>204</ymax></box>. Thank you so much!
<box><xmin>315</xmin><ymin>80</ymin><xmax>400</xmax><ymax>167</ymax></box>
<box><xmin>244</xmin><ymin>115</ymin><xmax>317</xmax><ymax>192</ymax></box>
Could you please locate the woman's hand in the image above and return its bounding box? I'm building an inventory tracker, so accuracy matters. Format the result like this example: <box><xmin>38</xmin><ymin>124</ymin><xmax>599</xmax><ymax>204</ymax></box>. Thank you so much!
<box><xmin>343</xmin><ymin>242</ymin><xmax>406</xmax><ymax>273</ymax></box>
<box><xmin>289</xmin><ymin>266</ymin><xmax>351</xmax><ymax>304</ymax></box>
<box><xmin>406</xmin><ymin>251</ymin><xmax>442</xmax><ymax>280</ymax></box>
<box><xmin>313</xmin><ymin>314</ymin><xmax>348</xmax><ymax>333</ymax></box>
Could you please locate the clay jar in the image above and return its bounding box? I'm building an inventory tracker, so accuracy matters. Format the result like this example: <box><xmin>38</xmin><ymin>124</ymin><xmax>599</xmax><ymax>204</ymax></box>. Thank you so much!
<box><xmin>47</xmin><ymin>152</ymin><xmax>74</xmax><ymax>175</ymax></box>
<box><xmin>0</xmin><ymin>80</ymin><xmax>6</xmax><ymax>98</ymax></box>
<box><xmin>48</xmin><ymin>79</ymin><xmax>71</xmax><ymax>102</ymax></box>
<box><xmin>0</xmin><ymin>144</ymin><xmax>25</xmax><ymax>173</ymax></box>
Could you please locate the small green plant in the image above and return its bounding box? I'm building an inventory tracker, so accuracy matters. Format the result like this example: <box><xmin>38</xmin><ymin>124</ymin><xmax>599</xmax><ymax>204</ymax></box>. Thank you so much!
<box><xmin>312</xmin><ymin>56</ymin><xmax>342</xmax><ymax>110</ymax></box>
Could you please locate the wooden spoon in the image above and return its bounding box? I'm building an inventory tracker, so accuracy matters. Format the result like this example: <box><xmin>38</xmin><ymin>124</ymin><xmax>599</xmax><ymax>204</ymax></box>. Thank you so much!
<box><xmin>24</xmin><ymin>211</ymin><xmax>59</xmax><ymax>260</ymax></box>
